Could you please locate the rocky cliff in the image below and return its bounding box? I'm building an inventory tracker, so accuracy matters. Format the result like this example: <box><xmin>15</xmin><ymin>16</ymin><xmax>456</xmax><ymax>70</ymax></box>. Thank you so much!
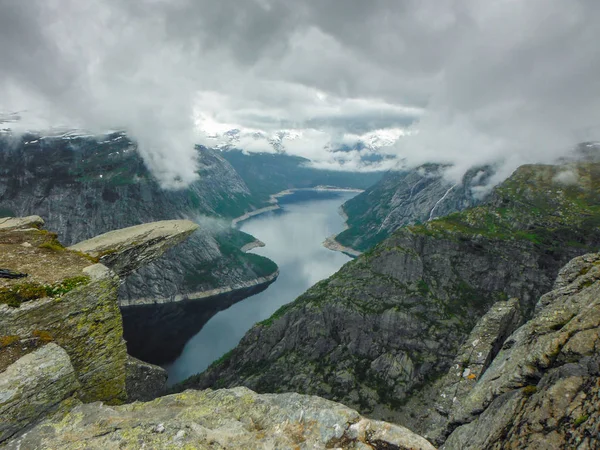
<box><xmin>0</xmin><ymin>217</ymin><xmax>195</xmax><ymax>442</ymax></box>
<box><xmin>335</xmin><ymin>165</ymin><xmax>492</xmax><ymax>251</ymax></box>
<box><xmin>0</xmin><ymin>133</ymin><xmax>278</xmax><ymax>363</ymax></box>
<box><xmin>439</xmin><ymin>251</ymin><xmax>600</xmax><ymax>449</ymax></box>
<box><xmin>179</xmin><ymin>162</ymin><xmax>600</xmax><ymax>434</ymax></box>
<box><xmin>0</xmin><ymin>217</ymin><xmax>434</xmax><ymax>448</ymax></box>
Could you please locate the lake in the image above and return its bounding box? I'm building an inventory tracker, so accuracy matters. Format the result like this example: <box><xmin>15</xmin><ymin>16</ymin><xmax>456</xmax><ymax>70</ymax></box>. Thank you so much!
<box><xmin>166</xmin><ymin>189</ymin><xmax>357</xmax><ymax>385</ymax></box>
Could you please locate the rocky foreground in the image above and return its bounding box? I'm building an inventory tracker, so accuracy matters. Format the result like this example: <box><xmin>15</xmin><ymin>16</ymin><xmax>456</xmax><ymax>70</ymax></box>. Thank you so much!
<box><xmin>5</xmin><ymin>387</ymin><xmax>434</xmax><ymax>449</ymax></box>
<box><xmin>0</xmin><ymin>216</ymin><xmax>431</xmax><ymax>449</ymax></box>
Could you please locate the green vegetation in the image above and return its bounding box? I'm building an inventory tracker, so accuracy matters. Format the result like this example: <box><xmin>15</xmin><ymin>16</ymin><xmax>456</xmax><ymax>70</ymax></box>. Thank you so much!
<box><xmin>574</xmin><ymin>414</ymin><xmax>589</xmax><ymax>426</ymax></box>
<box><xmin>0</xmin><ymin>276</ymin><xmax>90</xmax><ymax>307</ymax></box>
<box><xmin>522</xmin><ymin>385</ymin><xmax>538</xmax><ymax>396</ymax></box>
<box><xmin>0</xmin><ymin>335</ymin><xmax>20</xmax><ymax>348</ymax></box>
<box><xmin>38</xmin><ymin>239</ymin><xmax>66</xmax><ymax>251</ymax></box>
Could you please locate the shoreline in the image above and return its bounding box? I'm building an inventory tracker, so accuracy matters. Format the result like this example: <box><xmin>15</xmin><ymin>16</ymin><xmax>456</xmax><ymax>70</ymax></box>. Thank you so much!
<box><xmin>119</xmin><ymin>270</ymin><xmax>280</xmax><ymax>308</ymax></box>
<box><xmin>231</xmin><ymin>186</ymin><xmax>364</xmax><ymax>229</ymax></box>
<box><xmin>322</xmin><ymin>204</ymin><xmax>364</xmax><ymax>258</ymax></box>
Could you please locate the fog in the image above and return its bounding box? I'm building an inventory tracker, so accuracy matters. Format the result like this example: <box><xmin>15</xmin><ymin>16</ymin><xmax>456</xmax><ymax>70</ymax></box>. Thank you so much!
<box><xmin>1</xmin><ymin>1</ymin><xmax>599</xmax><ymax>187</ymax></box>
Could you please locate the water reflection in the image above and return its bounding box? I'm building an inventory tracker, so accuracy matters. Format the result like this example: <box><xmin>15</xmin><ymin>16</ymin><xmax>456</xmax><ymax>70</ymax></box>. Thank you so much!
<box><xmin>166</xmin><ymin>190</ymin><xmax>356</xmax><ymax>384</ymax></box>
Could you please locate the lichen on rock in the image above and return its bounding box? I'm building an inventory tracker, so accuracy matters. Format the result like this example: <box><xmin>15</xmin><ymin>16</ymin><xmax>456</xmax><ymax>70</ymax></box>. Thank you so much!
<box><xmin>5</xmin><ymin>387</ymin><xmax>436</xmax><ymax>450</ymax></box>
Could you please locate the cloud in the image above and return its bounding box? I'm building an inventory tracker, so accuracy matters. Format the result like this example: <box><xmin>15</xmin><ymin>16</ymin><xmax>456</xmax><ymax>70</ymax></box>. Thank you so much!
<box><xmin>0</xmin><ymin>0</ymin><xmax>599</xmax><ymax>187</ymax></box>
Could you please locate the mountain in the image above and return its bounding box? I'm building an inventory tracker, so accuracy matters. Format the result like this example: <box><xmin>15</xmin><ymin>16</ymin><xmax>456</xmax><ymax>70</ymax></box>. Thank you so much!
<box><xmin>3</xmin><ymin>211</ymin><xmax>600</xmax><ymax>448</ymax></box>
<box><xmin>0</xmin><ymin>132</ymin><xmax>278</xmax><ymax>363</ymax></box>
<box><xmin>220</xmin><ymin>149</ymin><xmax>383</xmax><ymax>203</ymax></box>
<box><xmin>177</xmin><ymin>162</ymin><xmax>600</xmax><ymax>446</ymax></box>
<box><xmin>334</xmin><ymin>164</ymin><xmax>493</xmax><ymax>252</ymax></box>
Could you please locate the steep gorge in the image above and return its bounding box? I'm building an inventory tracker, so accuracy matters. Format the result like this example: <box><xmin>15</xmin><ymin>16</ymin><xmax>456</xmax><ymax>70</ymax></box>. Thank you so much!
<box><xmin>180</xmin><ymin>162</ymin><xmax>600</xmax><ymax>441</ymax></box>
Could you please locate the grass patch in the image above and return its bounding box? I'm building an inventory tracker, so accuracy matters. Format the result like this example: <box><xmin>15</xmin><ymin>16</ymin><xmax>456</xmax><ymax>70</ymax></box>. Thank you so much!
<box><xmin>574</xmin><ymin>414</ymin><xmax>589</xmax><ymax>426</ymax></box>
<box><xmin>522</xmin><ymin>385</ymin><xmax>538</xmax><ymax>396</ymax></box>
<box><xmin>38</xmin><ymin>238</ymin><xmax>66</xmax><ymax>251</ymax></box>
<box><xmin>0</xmin><ymin>276</ymin><xmax>90</xmax><ymax>307</ymax></box>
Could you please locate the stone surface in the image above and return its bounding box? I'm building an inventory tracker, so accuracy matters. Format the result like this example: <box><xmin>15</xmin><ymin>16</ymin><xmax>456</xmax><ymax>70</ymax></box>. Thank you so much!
<box><xmin>1</xmin><ymin>271</ymin><xmax>128</xmax><ymax>404</ymax></box>
<box><xmin>5</xmin><ymin>387</ymin><xmax>436</xmax><ymax>450</ymax></box>
<box><xmin>0</xmin><ymin>215</ymin><xmax>44</xmax><ymax>231</ymax></box>
<box><xmin>398</xmin><ymin>298</ymin><xmax>522</xmax><ymax>444</ymax></box>
<box><xmin>0</xmin><ymin>343</ymin><xmax>79</xmax><ymax>443</ymax></box>
<box><xmin>69</xmin><ymin>219</ymin><xmax>199</xmax><ymax>277</ymax></box>
<box><xmin>125</xmin><ymin>355</ymin><xmax>167</xmax><ymax>402</ymax></box>
<box><xmin>443</xmin><ymin>252</ymin><xmax>600</xmax><ymax>449</ymax></box>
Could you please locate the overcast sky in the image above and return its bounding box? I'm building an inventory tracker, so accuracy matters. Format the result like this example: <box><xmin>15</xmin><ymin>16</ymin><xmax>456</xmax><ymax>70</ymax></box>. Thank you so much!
<box><xmin>0</xmin><ymin>0</ymin><xmax>599</xmax><ymax>187</ymax></box>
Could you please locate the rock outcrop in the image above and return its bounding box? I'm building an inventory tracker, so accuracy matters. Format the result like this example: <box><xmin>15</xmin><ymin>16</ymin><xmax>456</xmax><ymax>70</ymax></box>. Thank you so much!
<box><xmin>0</xmin><ymin>217</ymin><xmax>195</xmax><ymax>443</ymax></box>
<box><xmin>0</xmin><ymin>133</ymin><xmax>276</xmax><ymax>305</ymax></box>
<box><xmin>180</xmin><ymin>163</ymin><xmax>600</xmax><ymax>426</ymax></box>
<box><xmin>0</xmin><ymin>224</ymin><xmax>127</xmax><ymax>404</ymax></box>
<box><xmin>0</xmin><ymin>215</ymin><xmax>44</xmax><ymax>231</ymax></box>
<box><xmin>69</xmin><ymin>219</ymin><xmax>199</xmax><ymax>277</ymax></box>
<box><xmin>442</xmin><ymin>252</ymin><xmax>600</xmax><ymax>449</ymax></box>
<box><xmin>0</xmin><ymin>343</ymin><xmax>79</xmax><ymax>443</ymax></box>
<box><xmin>395</xmin><ymin>298</ymin><xmax>522</xmax><ymax>443</ymax></box>
<box><xmin>5</xmin><ymin>387</ymin><xmax>435</xmax><ymax>450</ymax></box>
<box><xmin>125</xmin><ymin>355</ymin><xmax>168</xmax><ymax>402</ymax></box>
<box><xmin>0</xmin><ymin>133</ymin><xmax>279</xmax><ymax>363</ymax></box>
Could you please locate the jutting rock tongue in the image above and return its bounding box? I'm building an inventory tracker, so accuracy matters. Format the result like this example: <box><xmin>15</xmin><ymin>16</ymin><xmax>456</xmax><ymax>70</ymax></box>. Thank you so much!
<box><xmin>68</xmin><ymin>219</ymin><xmax>199</xmax><ymax>277</ymax></box>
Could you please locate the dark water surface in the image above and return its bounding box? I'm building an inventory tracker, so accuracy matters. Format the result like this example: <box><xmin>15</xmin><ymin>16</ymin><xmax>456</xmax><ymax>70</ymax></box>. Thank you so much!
<box><xmin>166</xmin><ymin>190</ymin><xmax>357</xmax><ymax>385</ymax></box>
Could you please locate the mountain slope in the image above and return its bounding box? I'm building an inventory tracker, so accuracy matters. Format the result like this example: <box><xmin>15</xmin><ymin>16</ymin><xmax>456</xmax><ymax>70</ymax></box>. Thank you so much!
<box><xmin>0</xmin><ymin>132</ymin><xmax>277</xmax><ymax>363</ymax></box>
<box><xmin>178</xmin><ymin>162</ymin><xmax>600</xmax><ymax>422</ymax></box>
<box><xmin>335</xmin><ymin>165</ymin><xmax>492</xmax><ymax>251</ymax></box>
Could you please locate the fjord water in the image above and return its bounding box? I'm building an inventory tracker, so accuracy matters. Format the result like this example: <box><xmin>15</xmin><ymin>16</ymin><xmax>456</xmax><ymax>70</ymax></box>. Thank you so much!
<box><xmin>166</xmin><ymin>190</ymin><xmax>357</xmax><ymax>385</ymax></box>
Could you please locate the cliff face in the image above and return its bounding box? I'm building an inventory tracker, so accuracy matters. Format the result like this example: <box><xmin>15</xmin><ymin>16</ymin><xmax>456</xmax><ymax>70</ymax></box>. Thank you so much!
<box><xmin>335</xmin><ymin>165</ymin><xmax>491</xmax><ymax>251</ymax></box>
<box><xmin>0</xmin><ymin>133</ymin><xmax>278</xmax><ymax>363</ymax></box>
<box><xmin>0</xmin><ymin>217</ymin><xmax>195</xmax><ymax>443</ymax></box>
<box><xmin>0</xmin><ymin>133</ymin><xmax>274</xmax><ymax>301</ymax></box>
<box><xmin>180</xmin><ymin>163</ymin><xmax>600</xmax><ymax>425</ymax></box>
<box><xmin>442</xmin><ymin>252</ymin><xmax>600</xmax><ymax>449</ymax></box>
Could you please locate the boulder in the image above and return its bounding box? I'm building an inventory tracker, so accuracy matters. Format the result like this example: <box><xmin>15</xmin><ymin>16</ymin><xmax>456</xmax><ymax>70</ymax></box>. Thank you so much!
<box><xmin>0</xmin><ymin>343</ymin><xmax>79</xmax><ymax>443</ymax></box>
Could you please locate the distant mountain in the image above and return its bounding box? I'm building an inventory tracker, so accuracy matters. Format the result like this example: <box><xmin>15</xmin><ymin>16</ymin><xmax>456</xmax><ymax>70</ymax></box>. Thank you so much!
<box><xmin>201</xmin><ymin>125</ymin><xmax>406</xmax><ymax>170</ymax></box>
<box><xmin>220</xmin><ymin>149</ymin><xmax>384</xmax><ymax>204</ymax></box>
<box><xmin>335</xmin><ymin>165</ymin><xmax>493</xmax><ymax>252</ymax></box>
<box><xmin>0</xmin><ymin>131</ymin><xmax>277</xmax><ymax>363</ymax></box>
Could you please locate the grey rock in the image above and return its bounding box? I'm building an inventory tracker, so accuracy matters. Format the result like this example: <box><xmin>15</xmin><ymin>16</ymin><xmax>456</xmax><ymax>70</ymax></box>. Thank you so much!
<box><xmin>69</xmin><ymin>219</ymin><xmax>199</xmax><ymax>277</ymax></box>
<box><xmin>443</xmin><ymin>252</ymin><xmax>600</xmax><ymax>449</ymax></box>
<box><xmin>125</xmin><ymin>355</ymin><xmax>167</xmax><ymax>402</ymax></box>
<box><xmin>0</xmin><ymin>273</ymin><xmax>128</xmax><ymax>404</ymax></box>
<box><xmin>403</xmin><ymin>298</ymin><xmax>522</xmax><ymax>444</ymax></box>
<box><xmin>0</xmin><ymin>343</ymin><xmax>80</xmax><ymax>444</ymax></box>
<box><xmin>5</xmin><ymin>387</ymin><xmax>436</xmax><ymax>450</ymax></box>
<box><xmin>0</xmin><ymin>215</ymin><xmax>44</xmax><ymax>231</ymax></box>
